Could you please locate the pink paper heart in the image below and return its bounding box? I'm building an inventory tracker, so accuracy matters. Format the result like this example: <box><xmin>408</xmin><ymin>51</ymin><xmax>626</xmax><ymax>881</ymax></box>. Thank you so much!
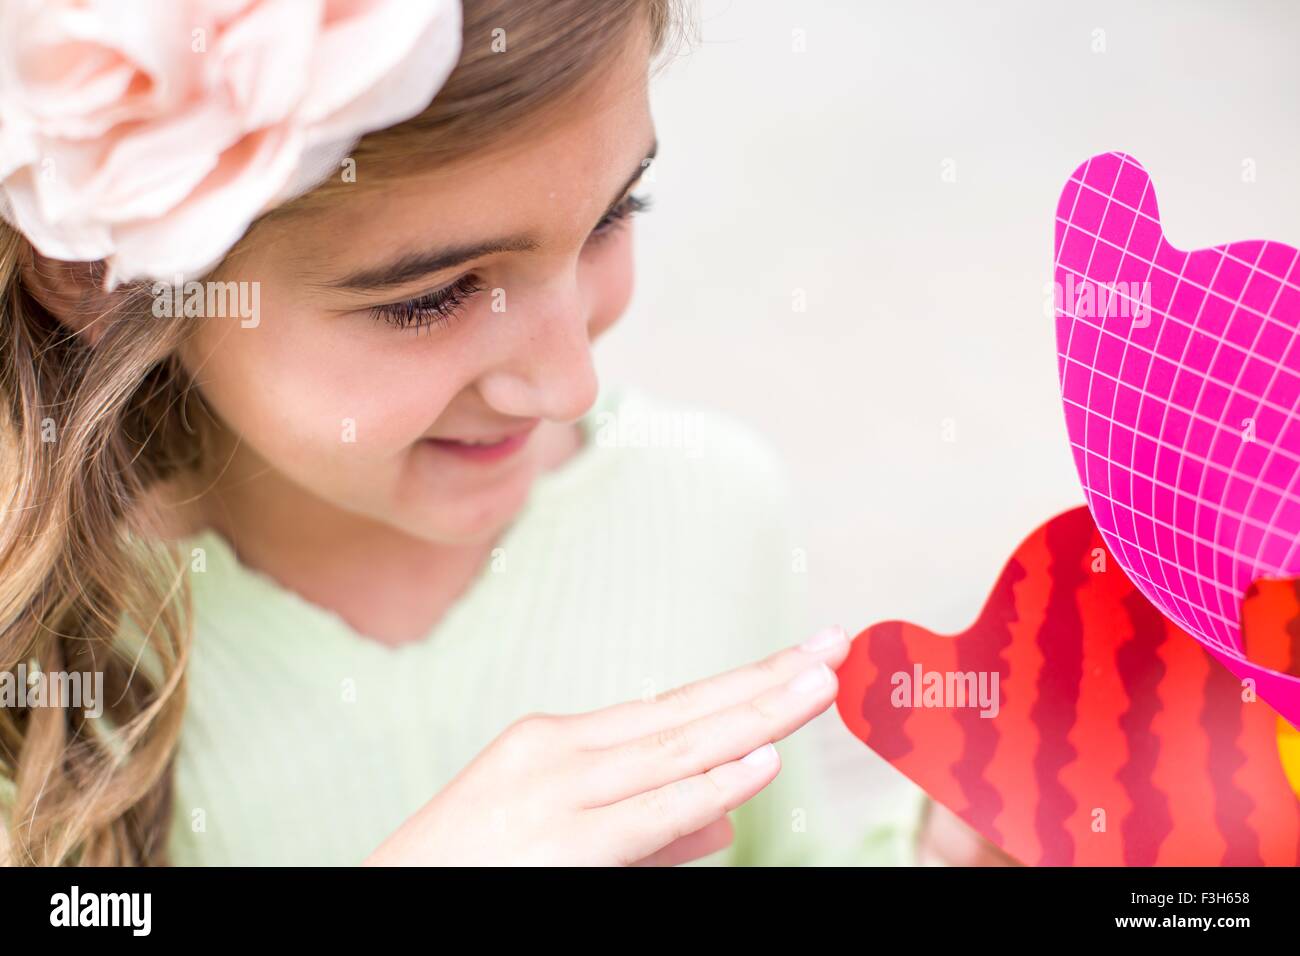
<box><xmin>1054</xmin><ymin>152</ymin><xmax>1300</xmax><ymax>727</ymax></box>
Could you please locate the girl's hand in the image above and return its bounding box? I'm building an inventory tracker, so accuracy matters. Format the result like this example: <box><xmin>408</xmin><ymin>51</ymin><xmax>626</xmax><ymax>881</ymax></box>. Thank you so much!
<box><xmin>914</xmin><ymin>799</ymin><xmax>1020</xmax><ymax>867</ymax></box>
<box><xmin>363</xmin><ymin>626</ymin><xmax>850</xmax><ymax>866</ymax></box>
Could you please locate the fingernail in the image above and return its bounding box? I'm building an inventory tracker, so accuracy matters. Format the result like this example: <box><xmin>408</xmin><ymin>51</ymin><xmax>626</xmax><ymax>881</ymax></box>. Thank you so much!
<box><xmin>788</xmin><ymin>663</ymin><xmax>834</xmax><ymax>695</ymax></box>
<box><xmin>800</xmin><ymin>625</ymin><xmax>848</xmax><ymax>652</ymax></box>
<box><xmin>740</xmin><ymin>743</ymin><xmax>778</xmax><ymax>767</ymax></box>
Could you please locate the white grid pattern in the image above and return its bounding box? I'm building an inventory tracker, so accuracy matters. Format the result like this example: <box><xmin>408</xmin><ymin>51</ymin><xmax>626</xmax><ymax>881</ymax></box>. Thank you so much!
<box><xmin>1054</xmin><ymin>152</ymin><xmax>1300</xmax><ymax>657</ymax></box>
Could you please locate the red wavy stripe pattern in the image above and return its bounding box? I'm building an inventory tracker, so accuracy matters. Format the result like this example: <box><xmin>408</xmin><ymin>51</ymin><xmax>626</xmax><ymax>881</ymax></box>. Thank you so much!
<box><xmin>836</xmin><ymin>506</ymin><xmax>1300</xmax><ymax>866</ymax></box>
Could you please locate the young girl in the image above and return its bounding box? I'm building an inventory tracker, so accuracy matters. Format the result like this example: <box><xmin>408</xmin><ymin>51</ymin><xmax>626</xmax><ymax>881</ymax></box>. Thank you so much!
<box><xmin>0</xmin><ymin>0</ymin><xmax>964</xmax><ymax>866</ymax></box>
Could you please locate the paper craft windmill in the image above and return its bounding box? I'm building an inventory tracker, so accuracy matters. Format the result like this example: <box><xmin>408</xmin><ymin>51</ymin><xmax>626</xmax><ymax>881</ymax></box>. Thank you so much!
<box><xmin>837</xmin><ymin>153</ymin><xmax>1300</xmax><ymax>866</ymax></box>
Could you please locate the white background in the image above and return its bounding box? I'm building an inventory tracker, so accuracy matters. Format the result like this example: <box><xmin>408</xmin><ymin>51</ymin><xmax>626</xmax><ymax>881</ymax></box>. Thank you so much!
<box><xmin>598</xmin><ymin>0</ymin><xmax>1300</xmax><ymax>834</ymax></box>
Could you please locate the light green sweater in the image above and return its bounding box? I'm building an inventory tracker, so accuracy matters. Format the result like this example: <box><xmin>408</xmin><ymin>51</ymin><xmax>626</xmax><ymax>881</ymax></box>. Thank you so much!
<box><xmin>154</xmin><ymin>385</ymin><xmax>920</xmax><ymax>865</ymax></box>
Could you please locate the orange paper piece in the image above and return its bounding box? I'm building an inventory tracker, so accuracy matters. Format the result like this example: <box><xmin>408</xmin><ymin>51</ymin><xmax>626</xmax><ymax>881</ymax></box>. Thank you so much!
<box><xmin>836</xmin><ymin>506</ymin><xmax>1300</xmax><ymax>865</ymax></box>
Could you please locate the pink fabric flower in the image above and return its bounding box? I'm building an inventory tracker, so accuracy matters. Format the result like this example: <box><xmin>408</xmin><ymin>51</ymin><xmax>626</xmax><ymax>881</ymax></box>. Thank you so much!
<box><xmin>0</xmin><ymin>0</ymin><xmax>463</xmax><ymax>288</ymax></box>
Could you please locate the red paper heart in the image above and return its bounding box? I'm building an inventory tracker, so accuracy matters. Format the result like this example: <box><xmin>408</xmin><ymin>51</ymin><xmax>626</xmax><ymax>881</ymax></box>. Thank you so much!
<box><xmin>836</xmin><ymin>506</ymin><xmax>1300</xmax><ymax>865</ymax></box>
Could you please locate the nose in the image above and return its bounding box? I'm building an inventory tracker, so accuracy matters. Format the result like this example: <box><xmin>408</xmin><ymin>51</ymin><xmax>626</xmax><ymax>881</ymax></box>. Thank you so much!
<box><xmin>475</xmin><ymin>277</ymin><xmax>600</xmax><ymax>424</ymax></box>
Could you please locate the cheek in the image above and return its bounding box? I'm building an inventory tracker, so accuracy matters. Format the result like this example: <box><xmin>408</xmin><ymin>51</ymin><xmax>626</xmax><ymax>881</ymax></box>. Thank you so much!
<box><xmin>180</xmin><ymin>301</ymin><xmax>463</xmax><ymax>479</ymax></box>
<box><xmin>584</xmin><ymin>228</ymin><xmax>636</xmax><ymax>340</ymax></box>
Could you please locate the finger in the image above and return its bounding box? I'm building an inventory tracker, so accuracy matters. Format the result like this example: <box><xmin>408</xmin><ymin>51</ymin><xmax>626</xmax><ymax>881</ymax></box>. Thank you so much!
<box><xmin>577</xmin><ymin>662</ymin><xmax>836</xmax><ymax>807</ymax></box>
<box><xmin>633</xmin><ymin>816</ymin><xmax>734</xmax><ymax>867</ymax></box>
<box><xmin>592</xmin><ymin>743</ymin><xmax>781</xmax><ymax>866</ymax></box>
<box><xmin>568</xmin><ymin>625</ymin><xmax>850</xmax><ymax>749</ymax></box>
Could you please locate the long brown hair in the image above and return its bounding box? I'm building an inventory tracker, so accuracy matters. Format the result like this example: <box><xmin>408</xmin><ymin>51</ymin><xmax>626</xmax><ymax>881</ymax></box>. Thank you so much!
<box><xmin>0</xmin><ymin>0</ymin><xmax>691</xmax><ymax>866</ymax></box>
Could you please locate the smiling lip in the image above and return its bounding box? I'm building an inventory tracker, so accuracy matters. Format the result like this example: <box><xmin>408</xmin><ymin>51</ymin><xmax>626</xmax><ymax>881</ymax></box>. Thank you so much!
<box><xmin>423</xmin><ymin>421</ymin><xmax>539</xmax><ymax>464</ymax></box>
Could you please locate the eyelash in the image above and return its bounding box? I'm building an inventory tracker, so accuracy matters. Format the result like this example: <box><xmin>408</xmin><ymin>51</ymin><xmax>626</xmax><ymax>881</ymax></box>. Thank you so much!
<box><xmin>588</xmin><ymin>192</ymin><xmax>652</xmax><ymax>244</ymax></box>
<box><xmin>370</xmin><ymin>192</ymin><xmax>652</xmax><ymax>332</ymax></box>
<box><xmin>370</xmin><ymin>274</ymin><xmax>485</xmax><ymax>332</ymax></box>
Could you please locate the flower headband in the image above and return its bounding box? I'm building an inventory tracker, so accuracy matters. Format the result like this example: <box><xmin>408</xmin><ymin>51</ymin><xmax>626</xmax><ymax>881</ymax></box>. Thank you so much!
<box><xmin>0</xmin><ymin>0</ymin><xmax>463</xmax><ymax>290</ymax></box>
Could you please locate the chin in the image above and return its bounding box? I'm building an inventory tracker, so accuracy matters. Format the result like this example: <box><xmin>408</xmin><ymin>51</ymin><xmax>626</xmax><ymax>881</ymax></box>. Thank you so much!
<box><xmin>387</xmin><ymin>436</ymin><xmax>547</xmax><ymax>544</ymax></box>
<box><xmin>396</xmin><ymin>477</ymin><xmax>536</xmax><ymax>546</ymax></box>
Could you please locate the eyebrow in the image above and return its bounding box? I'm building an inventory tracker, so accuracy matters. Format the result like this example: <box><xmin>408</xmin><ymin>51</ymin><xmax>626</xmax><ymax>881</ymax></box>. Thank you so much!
<box><xmin>324</xmin><ymin>139</ymin><xmax>658</xmax><ymax>293</ymax></box>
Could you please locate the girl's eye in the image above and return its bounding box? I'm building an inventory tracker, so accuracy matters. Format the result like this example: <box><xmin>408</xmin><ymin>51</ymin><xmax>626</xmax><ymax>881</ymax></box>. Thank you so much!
<box><xmin>370</xmin><ymin>274</ymin><xmax>486</xmax><ymax>332</ymax></box>
<box><xmin>369</xmin><ymin>193</ymin><xmax>651</xmax><ymax>333</ymax></box>
<box><xmin>587</xmin><ymin>192</ymin><xmax>652</xmax><ymax>243</ymax></box>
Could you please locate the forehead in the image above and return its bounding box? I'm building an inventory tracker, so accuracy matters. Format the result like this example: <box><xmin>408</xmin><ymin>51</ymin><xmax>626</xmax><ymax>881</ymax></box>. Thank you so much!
<box><xmin>260</xmin><ymin>29</ymin><xmax>655</xmax><ymax>270</ymax></box>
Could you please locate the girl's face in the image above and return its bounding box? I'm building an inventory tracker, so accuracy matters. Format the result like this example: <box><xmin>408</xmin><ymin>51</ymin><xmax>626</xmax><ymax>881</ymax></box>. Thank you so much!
<box><xmin>180</xmin><ymin>32</ymin><xmax>655</xmax><ymax>546</ymax></box>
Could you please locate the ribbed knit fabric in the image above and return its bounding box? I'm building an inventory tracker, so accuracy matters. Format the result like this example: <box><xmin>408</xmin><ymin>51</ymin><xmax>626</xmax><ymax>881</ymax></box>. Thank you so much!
<box><xmin>150</xmin><ymin>385</ymin><xmax>920</xmax><ymax>865</ymax></box>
